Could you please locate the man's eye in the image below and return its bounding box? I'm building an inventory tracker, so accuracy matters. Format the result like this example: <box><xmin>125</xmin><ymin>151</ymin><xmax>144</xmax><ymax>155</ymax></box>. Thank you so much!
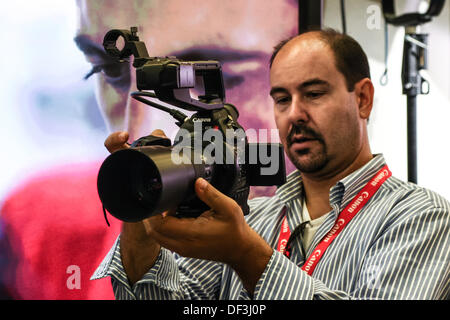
<box><xmin>305</xmin><ymin>91</ymin><xmax>325</xmax><ymax>99</ymax></box>
<box><xmin>274</xmin><ymin>96</ymin><xmax>291</xmax><ymax>105</ymax></box>
<box><xmin>84</xmin><ymin>60</ymin><xmax>131</xmax><ymax>90</ymax></box>
<box><xmin>100</xmin><ymin>63</ymin><xmax>126</xmax><ymax>78</ymax></box>
<box><xmin>222</xmin><ymin>72</ymin><xmax>244</xmax><ymax>89</ymax></box>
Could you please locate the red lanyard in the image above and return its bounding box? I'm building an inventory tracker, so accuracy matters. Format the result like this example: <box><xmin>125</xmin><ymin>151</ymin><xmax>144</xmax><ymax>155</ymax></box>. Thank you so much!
<box><xmin>277</xmin><ymin>165</ymin><xmax>392</xmax><ymax>275</ymax></box>
<box><xmin>276</xmin><ymin>207</ymin><xmax>291</xmax><ymax>257</ymax></box>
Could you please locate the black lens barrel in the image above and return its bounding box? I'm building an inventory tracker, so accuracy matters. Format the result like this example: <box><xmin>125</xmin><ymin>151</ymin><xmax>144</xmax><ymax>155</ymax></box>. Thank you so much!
<box><xmin>97</xmin><ymin>146</ymin><xmax>199</xmax><ymax>222</ymax></box>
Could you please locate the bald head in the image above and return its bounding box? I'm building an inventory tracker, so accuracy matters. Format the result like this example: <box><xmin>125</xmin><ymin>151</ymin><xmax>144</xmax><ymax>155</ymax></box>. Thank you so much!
<box><xmin>270</xmin><ymin>29</ymin><xmax>371</xmax><ymax>92</ymax></box>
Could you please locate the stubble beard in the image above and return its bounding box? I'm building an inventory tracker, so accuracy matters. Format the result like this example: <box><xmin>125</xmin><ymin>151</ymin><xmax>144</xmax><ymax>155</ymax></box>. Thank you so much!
<box><xmin>288</xmin><ymin>142</ymin><xmax>329</xmax><ymax>173</ymax></box>
<box><xmin>285</xmin><ymin>123</ymin><xmax>329</xmax><ymax>173</ymax></box>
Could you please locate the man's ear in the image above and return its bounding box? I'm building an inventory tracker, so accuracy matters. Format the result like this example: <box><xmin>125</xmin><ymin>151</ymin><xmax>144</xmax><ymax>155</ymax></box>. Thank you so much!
<box><xmin>354</xmin><ymin>78</ymin><xmax>374</xmax><ymax>120</ymax></box>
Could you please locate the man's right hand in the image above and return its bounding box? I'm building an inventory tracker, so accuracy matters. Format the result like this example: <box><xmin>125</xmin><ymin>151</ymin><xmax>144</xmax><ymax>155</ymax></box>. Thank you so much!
<box><xmin>104</xmin><ymin>131</ymin><xmax>130</xmax><ymax>153</ymax></box>
<box><xmin>104</xmin><ymin>130</ymin><xmax>167</xmax><ymax>286</ymax></box>
<box><xmin>104</xmin><ymin>129</ymin><xmax>168</xmax><ymax>153</ymax></box>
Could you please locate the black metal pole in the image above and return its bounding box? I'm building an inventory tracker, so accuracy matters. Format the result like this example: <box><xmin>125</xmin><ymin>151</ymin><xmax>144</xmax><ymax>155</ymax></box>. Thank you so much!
<box><xmin>401</xmin><ymin>29</ymin><xmax>428</xmax><ymax>184</ymax></box>
<box><xmin>406</xmin><ymin>95</ymin><xmax>417</xmax><ymax>183</ymax></box>
<box><xmin>381</xmin><ymin>1</ymin><xmax>442</xmax><ymax>185</ymax></box>
<box><xmin>298</xmin><ymin>0</ymin><xmax>323</xmax><ymax>33</ymax></box>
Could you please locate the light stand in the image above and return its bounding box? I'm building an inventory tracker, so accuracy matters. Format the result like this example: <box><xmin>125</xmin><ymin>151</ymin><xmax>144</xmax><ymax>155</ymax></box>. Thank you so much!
<box><xmin>382</xmin><ymin>0</ymin><xmax>445</xmax><ymax>183</ymax></box>
<box><xmin>298</xmin><ymin>0</ymin><xmax>323</xmax><ymax>33</ymax></box>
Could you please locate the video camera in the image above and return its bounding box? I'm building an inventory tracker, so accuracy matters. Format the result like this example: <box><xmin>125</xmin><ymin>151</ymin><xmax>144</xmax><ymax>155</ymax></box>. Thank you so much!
<box><xmin>97</xmin><ymin>27</ymin><xmax>286</xmax><ymax>222</ymax></box>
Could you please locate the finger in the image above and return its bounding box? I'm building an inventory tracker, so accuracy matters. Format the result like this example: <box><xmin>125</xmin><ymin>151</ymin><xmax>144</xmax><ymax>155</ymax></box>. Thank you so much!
<box><xmin>195</xmin><ymin>178</ymin><xmax>240</xmax><ymax>214</ymax></box>
<box><xmin>148</xmin><ymin>214</ymin><xmax>194</xmax><ymax>237</ymax></box>
<box><xmin>145</xmin><ymin>214</ymin><xmax>198</xmax><ymax>252</ymax></box>
<box><xmin>161</xmin><ymin>208</ymin><xmax>177</xmax><ymax>218</ymax></box>
<box><xmin>141</xmin><ymin>208</ymin><xmax>177</xmax><ymax>235</ymax></box>
<box><xmin>150</xmin><ymin>129</ymin><xmax>168</xmax><ymax>139</ymax></box>
<box><xmin>104</xmin><ymin>131</ymin><xmax>130</xmax><ymax>153</ymax></box>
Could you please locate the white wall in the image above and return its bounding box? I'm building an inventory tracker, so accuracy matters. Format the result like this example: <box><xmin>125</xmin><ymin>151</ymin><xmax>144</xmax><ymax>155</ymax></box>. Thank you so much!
<box><xmin>324</xmin><ymin>0</ymin><xmax>450</xmax><ymax>200</ymax></box>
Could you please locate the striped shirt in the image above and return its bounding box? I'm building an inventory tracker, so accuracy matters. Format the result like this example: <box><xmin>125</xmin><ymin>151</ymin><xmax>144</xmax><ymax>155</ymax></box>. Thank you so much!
<box><xmin>91</xmin><ymin>154</ymin><xmax>450</xmax><ymax>299</ymax></box>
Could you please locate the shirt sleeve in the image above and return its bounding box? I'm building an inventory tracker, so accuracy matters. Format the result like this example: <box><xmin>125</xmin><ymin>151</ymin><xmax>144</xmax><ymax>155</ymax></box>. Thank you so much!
<box><xmin>254</xmin><ymin>205</ymin><xmax>450</xmax><ymax>300</ymax></box>
<box><xmin>90</xmin><ymin>236</ymin><xmax>224</xmax><ymax>300</ymax></box>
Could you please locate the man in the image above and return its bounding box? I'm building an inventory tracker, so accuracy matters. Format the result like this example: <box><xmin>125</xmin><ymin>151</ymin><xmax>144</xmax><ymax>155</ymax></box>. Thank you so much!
<box><xmin>0</xmin><ymin>0</ymin><xmax>297</xmax><ymax>299</ymax></box>
<box><xmin>93</xmin><ymin>29</ymin><xmax>449</xmax><ymax>299</ymax></box>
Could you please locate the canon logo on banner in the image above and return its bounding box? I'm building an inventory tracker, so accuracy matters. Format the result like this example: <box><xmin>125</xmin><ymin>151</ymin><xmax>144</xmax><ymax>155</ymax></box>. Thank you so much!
<box><xmin>348</xmin><ymin>191</ymin><xmax>369</xmax><ymax>214</ymax></box>
<box><xmin>303</xmin><ymin>249</ymin><xmax>322</xmax><ymax>272</ymax></box>
<box><xmin>282</xmin><ymin>219</ymin><xmax>289</xmax><ymax>233</ymax></box>
<box><xmin>279</xmin><ymin>239</ymin><xmax>288</xmax><ymax>252</ymax></box>
<box><xmin>323</xmin><ymin>218</ymin><xmax>345</xmax><ymax>243</ymax></box>
<box><xmin>370</xmin><ymin>169</ymin><xmax>390</xmax><ymax>187</ymax></box>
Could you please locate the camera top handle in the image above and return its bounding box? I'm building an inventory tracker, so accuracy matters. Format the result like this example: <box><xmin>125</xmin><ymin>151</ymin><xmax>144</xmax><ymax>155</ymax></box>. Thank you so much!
<box><xmin>103</xmin><ymin>27</ymin><xmax>226</xmax><ymax>112</ymax></box>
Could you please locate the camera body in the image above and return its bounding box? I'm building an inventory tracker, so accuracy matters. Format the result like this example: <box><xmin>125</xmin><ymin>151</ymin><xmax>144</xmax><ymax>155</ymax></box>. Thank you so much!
<box><xmin>97</xmin><ymin>27</ymin><xmax>286</xmax><ymax>222</ymax></box>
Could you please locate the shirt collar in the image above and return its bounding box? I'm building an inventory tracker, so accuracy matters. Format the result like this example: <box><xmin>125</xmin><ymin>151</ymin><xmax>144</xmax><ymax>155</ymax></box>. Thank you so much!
<box><xmin>275</xmin><ymin>169</ymin><xmax>303</xmax><ymax>204</ymax></box>
<box><xmin>331</xmin><ymin>154</ymin><xmax>387</xmax><ymax>211</ymax></box>
<box><xmin>276</xmin><ymin>154</ymin><xmax>388</xmax><ymax>211</ymax></box>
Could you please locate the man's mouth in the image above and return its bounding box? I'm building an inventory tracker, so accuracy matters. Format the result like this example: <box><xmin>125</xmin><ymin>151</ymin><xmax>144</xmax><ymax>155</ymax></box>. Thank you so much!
<box><xmin>289</xmin><ymin>135</ymin><xmax>317</xmax><ymax>148</ymax></box>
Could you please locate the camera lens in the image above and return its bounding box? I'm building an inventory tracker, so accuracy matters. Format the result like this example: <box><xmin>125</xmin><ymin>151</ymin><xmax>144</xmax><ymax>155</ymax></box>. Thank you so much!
<box><xmin>97</xmin><ymin>148</ymin><xmax>162</xmax><ymax>221</ymax></box>
<box><xmin>97</xmin><ymin>146</ymin><xmax>199</xmax><ymax>222</ymax></box>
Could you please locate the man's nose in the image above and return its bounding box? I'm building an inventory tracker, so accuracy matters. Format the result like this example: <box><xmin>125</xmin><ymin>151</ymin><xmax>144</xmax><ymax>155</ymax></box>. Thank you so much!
<box><xmin>287</xmin><ymin>96</ymin><xmax>309</xmax><ymax>124</ymax></box>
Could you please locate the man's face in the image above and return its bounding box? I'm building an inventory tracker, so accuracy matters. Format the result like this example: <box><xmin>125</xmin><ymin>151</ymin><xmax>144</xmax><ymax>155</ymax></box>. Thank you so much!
<box><xmin>75</xmin><ymin>0</ymin><xmax>298</xmax><ymax>142</ymax></box>
<box><xmin>270</xmin><ymin>35</ymin><xmax>365</xmax><ymax>179</ymax></box>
